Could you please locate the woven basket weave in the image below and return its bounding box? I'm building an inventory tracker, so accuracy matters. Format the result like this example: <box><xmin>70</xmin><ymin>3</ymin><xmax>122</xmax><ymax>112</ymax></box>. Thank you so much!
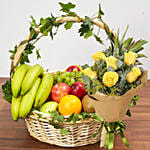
<box><xmin>10</xmin><ymin>16</ymin><xmax>106</xmax><ymax>147</ymax></box>
<box><xmin>25</xmin><ymin>111</ymin><xmax>101</xmax><ymax>147</ymax></box>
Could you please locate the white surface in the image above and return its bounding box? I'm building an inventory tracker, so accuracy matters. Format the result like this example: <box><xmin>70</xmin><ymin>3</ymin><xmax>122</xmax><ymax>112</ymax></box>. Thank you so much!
<box><xmin>0</xmin><ymin>0</ymin><xmax>149</xmax><ymax>78</ymax></box>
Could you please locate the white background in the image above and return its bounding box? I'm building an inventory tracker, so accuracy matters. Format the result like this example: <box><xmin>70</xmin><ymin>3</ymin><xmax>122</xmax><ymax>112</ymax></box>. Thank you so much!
<box><xmin>0</xmin><ymin>0</ymin><xmax>149</xmax><ymax>78</ymax></box>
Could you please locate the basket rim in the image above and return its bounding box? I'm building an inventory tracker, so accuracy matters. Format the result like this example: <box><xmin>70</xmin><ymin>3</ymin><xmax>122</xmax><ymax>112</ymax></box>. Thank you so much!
<box><xmin>27</xmin><ymin>110</ymin><xmax>101</xmax><ymax>125</ymax></box>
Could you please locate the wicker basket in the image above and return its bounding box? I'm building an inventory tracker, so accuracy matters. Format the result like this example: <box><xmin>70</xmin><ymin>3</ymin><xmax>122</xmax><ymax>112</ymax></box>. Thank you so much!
<box><xmin>25</xmin><ymin>111</ymin><xmax>101</xmax><ymax>147</ymax></box>
<box><xmin>10</xmin><ymin>16</ymin><xmax>106</xmax><ymax>147</ymax></box>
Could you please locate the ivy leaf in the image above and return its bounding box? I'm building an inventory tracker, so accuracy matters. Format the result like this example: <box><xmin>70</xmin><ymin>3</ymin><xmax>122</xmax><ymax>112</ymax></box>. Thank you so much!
<box><xmin>85</xmin><ymin>16</ymin><xmax>93</xmax><ymax>29</ymax></box>
<box><xmin>66</xmin><ymin>113</ymin><xmax>79</xmax><ymax>124</ymax></box>
<box><xmin>37</xmin><ymin>113</ymin><xmax>42</xmax><ymax>121</ymax></box>
<box><xmin>40</xmin><ymin>15</ymin><xmax>57</xmax><ymax>39</ymax></box>
<box><xmin>79</xmin><ymin>112</ymin><xmax>90</xmax><ymax>120</ymax></box>
<box><xmin>98</xmin><ymin>4</ymin><xmax>104</xmax><ymax>19</ymax></box>
<box><xmin>19</xmin><ymin>44</ymin><xmax>35</xmax><ymax>64</ymax></box>
<box><xmin>59</xmin><ymin>115</ymin><xmax>65</xmax><ymax>123</ymax></box>
<box><xmin>84</xmin><ymin>29</ymin><xmax>93</xmax><ymax>39</ymax></box>
<box><xmin>64</xmin><ymin>21</ymin><xmax>74</xmax><ymax>30</ymax></box>
<box><xmin>79</xmin><ymin>16</ymin><xmax>93</xmax><ymax>37</ymax></box>
<box><xmin>40</xmin><ymin>17</ymin><xmax>51</xmax><ymax>33</ymax></box>
<box><xmin>20</xmin><ymin>53</ymin><xmax>30</xmax><ymax>64</ymax></box>
<box><xmin>30</xmin><ymin>16</ymin><xmax>38</xmax><ymax>27</ymax></box>
<box><xmin>25</xmin><ymin>44</ymin><xmax>34</xmax><ymax>54</ymax></box>
<box><xmin>94</xmin><ymin>34</ymin><xmax>104</xmax><ymax>45</ymax></box>
<box><xmin>128</xmin><ymin>95</ymin><xmax>139</xmax><ymax>107</ymax></box>
<box><xmin>30</xmin><ymin>27</ymin><xmax>38</xmax><ymax>40</ymax></box>
<box><xmin>49</xmin><ymin>121</ymin><xmax>61</xmax><ymax>129</ymax></box>
<box><xmin>25</xmin><ymin>44</ymin><xmax>35</xmax><ymax>51</ymax></box>
<box><xmin>59</xmin><ymin>2</ymin><xmax>76</xmax><ymax>12</ymax></box>
<box><xmin>60</xmin><ymin>128</ymin><xmax>69</xmax><ymax>136</ymax></box>
<box><xmin>78</xmin><ymin>24</ymin><xmax>89</xmax><ymax>36</ymax></box>
<box><xmin>72</xmin><ymin>115</ymin><xmax>79</xmax><ymax>124</ymax></box>
<box><xmin>25</xmin><ymin>48</ymin><xmax>32</xmax><ymax>54</ymax></box>
<box><xmin>126</xmin><ymin>109</ymin><xmax>131</xmax><ymax>117</ymax></box>
<box><xmin>36</xmin><ymin>49</ymin><xmax>41</xmax><ymax>59</ymax></box>
<box><xmin>59</xmin><ymin>2</ymin><xmax>76</xmax><ymax>15</ymax></box>
<box><xmin>133</xmin><ymin>95</ymin><xmax>139</xmax><ymax>101</ymax></box>
<box><xmin>9</xmin><ymin>50</ymin><xmax>14</xmax><ymax>53</ymax></box>
<box><xmin>51</xmin><ymin>111</ymin><xmax>64</xmax><ymax>123</ymax></box>
<box><xmin>9</xmin><ymin>45</ymin><xmax>18</xmax><ymax>60</ymax></box>
<box><xmin>2</xmin><ymin>80</ymin><xmax>12</xmax><ymax>103</ymax></box>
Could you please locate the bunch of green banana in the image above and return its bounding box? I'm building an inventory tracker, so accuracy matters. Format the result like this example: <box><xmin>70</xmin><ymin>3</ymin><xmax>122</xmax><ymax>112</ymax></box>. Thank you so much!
<box><xmin>34</xmin><ymin>73</ymin><xmax>53</xmax><ymax>108</ymax></box>
<box><xmin>11</xmin><ymin>64</ymin><xmax>48</xmax><ymax>120</ymax></box>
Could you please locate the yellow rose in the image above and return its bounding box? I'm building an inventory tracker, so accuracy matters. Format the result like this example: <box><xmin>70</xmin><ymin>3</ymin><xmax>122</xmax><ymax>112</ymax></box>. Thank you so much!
<box><xmin>132</xmin><ymin>67</ymin><xmax>141</xmax><ymax>77</ymax></box>
<box><xmin>92</xmin><ymin>51</ymin><xmax>106</xmax><ymax>62</ymax></box>
<box><xmin>83</xmin><ymin>67</ymin><xmax>97</xmax><ymax>79</ymax></box>
<box><xmin>102</xmin><ymin>71</ymin><xmax>119</xmax><ymax>87</ymax></box>
<box><xmin>126</xmin><ymin>67</ymin><xmax>141</xmax><ymax>83</ymax></box>
<box><xmin>126</xmin><ymin>71</ymin><xmax>138</xmax><ymax>83</ymax></box>
<box><xmin>106</xmin><ymin>56</ymin><xmax>117</xmax><ymax>70</ymax></box>
<box><xmin>124</xmin><ymin>52</ymin><xmax>137</xmax><ymax>65</ymax></box>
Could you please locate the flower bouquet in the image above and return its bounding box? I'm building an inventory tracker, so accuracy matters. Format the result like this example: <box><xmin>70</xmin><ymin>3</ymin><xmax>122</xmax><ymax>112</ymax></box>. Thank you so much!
<box><xmin>2</xmin><ymin>2</ymin><xmax>148</xmax><ymax>150</ymax></box>
<box><xmin>83</xmin><ymin>44</ymin><xmax>147</xmax><ymax>122</ymax></box>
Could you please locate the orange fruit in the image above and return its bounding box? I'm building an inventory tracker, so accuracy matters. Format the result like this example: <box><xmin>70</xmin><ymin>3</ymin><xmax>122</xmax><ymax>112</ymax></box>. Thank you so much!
<box><xmin>58</xmin><ymin>95</ymin><xmax>82</xmax><ymax>116</ymax></box>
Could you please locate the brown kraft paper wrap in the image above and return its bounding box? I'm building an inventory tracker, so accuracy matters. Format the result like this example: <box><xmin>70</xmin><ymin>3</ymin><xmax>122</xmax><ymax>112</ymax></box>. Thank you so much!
<box><xmin>83</xmin><ymin>71</ymin><xmax>148</xmax><ymax>122</ymax></box>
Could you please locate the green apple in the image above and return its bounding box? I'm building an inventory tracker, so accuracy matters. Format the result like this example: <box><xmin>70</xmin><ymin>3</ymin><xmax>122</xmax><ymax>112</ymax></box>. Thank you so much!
<box><xmin>40</xmin><ymin>101</ymin><xmax>58</xmax><ymax>114</ymax></box>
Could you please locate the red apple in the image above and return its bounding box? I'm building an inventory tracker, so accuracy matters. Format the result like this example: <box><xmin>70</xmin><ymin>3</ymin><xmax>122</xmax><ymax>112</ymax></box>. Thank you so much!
<box><xmin>51</xmin><ymin>83</ymin><xmax>71</xmax><ymax>103</ymax></box>
<box><xmin>66</xmin><ymin>65</ymin><xmax>82</xmax><ymax>72</ymax></box>
<box><xmin>71</xmin><ymin>82</ymin><xmax>87</xmax><ymax>99</ymax></box>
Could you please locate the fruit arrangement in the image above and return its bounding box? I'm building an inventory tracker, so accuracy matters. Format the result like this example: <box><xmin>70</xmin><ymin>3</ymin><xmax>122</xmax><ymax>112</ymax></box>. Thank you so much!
<box><xmin>11</xmin><ymin>64</ymin><xmax>88</xmax><ymax>121</ymax></box>
<box><xmin>1</xmin><ymin>1</ymin><xmax>148</xmax><ymax>150</ymax></box>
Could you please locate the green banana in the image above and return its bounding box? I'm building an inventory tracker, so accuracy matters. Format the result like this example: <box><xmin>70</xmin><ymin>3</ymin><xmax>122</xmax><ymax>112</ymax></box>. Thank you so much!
<box><xmin>34</xmin><ymin>73</ymin><xmax>53</xmax><ymax>108</ymax></box>
<box><xmin>11</xmin><ymin>64</ymin><xmax>30</xmax><ymax>98</ymax></box>
<box><xmin>21</xmin><ymin>64</ymin><xmax>43</xmax><ymax>95</ymax></box>
<box><xmin>11</xmin><ymin>96</ymin><xmax>22</xmax><ymax>121</ymax></box>
<box><xmin>19</xmin><ymin>78</ymin><xmax>41</xmax><ymax>118</ymax></box>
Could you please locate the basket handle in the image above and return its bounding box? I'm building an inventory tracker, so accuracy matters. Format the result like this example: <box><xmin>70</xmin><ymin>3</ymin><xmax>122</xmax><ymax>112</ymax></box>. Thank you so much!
<box><xmin>10</xmin><ymin>16</ymin><xmax>105</xmax><ymax>75</ymax></box>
